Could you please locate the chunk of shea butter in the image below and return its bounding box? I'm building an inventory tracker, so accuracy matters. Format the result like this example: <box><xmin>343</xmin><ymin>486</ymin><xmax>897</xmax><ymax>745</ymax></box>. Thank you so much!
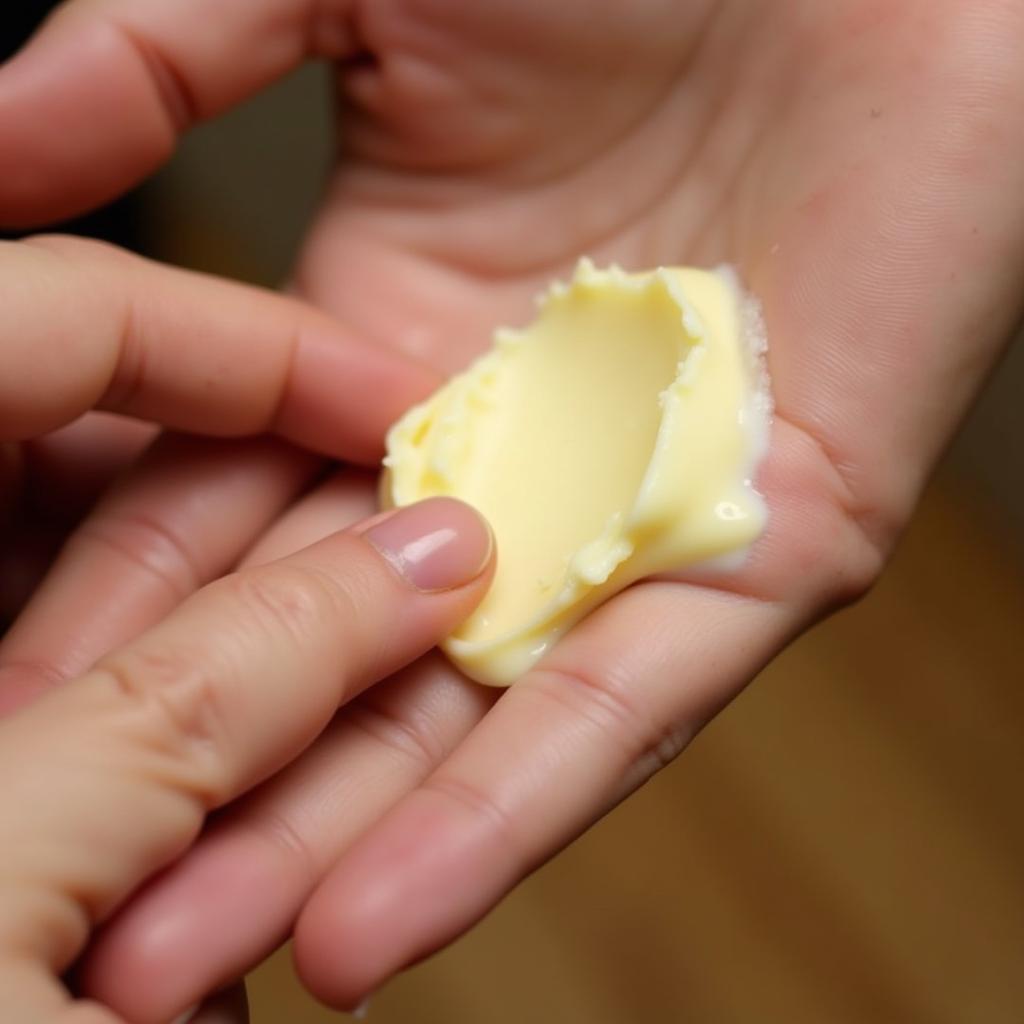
<box><xmin>384</xmin><ymin>260</ymin><xmax>770</xmax><ymax>686</ymax></box>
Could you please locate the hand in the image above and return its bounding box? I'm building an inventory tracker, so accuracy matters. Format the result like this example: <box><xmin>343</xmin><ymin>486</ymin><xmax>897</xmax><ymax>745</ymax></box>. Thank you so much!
<box><xmin>0</xmin><ymin>228</ymin><xmax>439</xmax><ymax>645</ymax></box>
<box><xmin>0</xmin><ymin>489</ymin><xmax>493</xmax><ymax>1024</ymax></box>
<box><xmin>3</xmin><ymin>1</ymin><xmax>1023</xmax><ymax>1018</ymax></box>
<box><xmin>0</xmin><ymin>231</ymin><xmax>493</xmax><ymax>1022</ymax></box>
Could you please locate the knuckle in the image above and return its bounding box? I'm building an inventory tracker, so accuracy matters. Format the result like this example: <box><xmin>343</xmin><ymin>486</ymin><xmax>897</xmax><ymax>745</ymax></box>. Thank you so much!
<box><xmin>76</xmin><ymin>508</ymin><xmax>202</xmax><ymax>603</ymax></box>
<box><xmin>222</xmin><ymin>561</ymin><xmax>356</xmax><ymax>650</ymax></box>
<box><xmin>346</xmin><ymin>697</ymin><xmax>445</xmax><ymax>769</ymax></box>
<box><xmin>0</xmin><ymin>658</ymin><xmax>65</xmax><ymax>694</ymax></box>
<box><xmin>526</xmin><ymin>662</ymin><xmax>658</xmax><ymax>765</ymax></box>
<box><xmin>421</xmin><ymin>772</ymin><xmax>525</xmax><ymax>863</ymax></box>
<box><xmin>22</xmin><ymin>236</ymin><xmax>148</xmax><ymax>413</ymax></box>
<box><xmin>94</xmin><ymin>645</ymin><xmax>232</xmax><ymax>805</ymax></box>
<box><xmin>527</xmin><ymin>665</ymin><xmax>692</xmax><ymax>792</ymax></box>
<box><xmin>773</xmin><ymin>417</ymin><xmax>889</xmax><ymax>610</ymax></box>
<box><xmin>242</xmin><ymin>808</ymin><xmax>318</xmax><ymax>889</ymax></box>
<box><xmin>222</xmin><ymin>548</ymin><xmax>386</xmax><ymax>670</ymax></box>
<box><xmin>800</xmin><ymin>501</ymin><xmax>887</xmax><ymax>613</ymax></box>
<box><xmin>112</xmin><ymin>19</ymin><xmax>200</xmax><ymax>129</ymax></box>
<box><xmin>628</xmin><ymin>722</ymin><xmax>693</xmax><ymax>784</ymax></box>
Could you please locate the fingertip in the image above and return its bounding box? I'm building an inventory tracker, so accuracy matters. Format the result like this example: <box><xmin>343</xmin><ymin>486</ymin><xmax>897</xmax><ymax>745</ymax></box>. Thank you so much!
<box><xmin>292</xmin><ymin>789</ymin><xmax>507</xmax><ymax>1010</ymax></box>
<box><xmin>292</xmin><ymin>891</ymin><xmax>379</xmax><ymax>1012</ymax></box>
<box><xmin>0</xmin><ymin>18</ymin><xmax>173</xmax><ymax>227</ymax></box>
<box><xmin>77</xmin><ymin>896</ymin><xmax>194</xmax><ymax>1021</ymax></box>
<box><xmin>364</xmin><ymin>497</ymin><xmax>494</xmax><ymax>594</ymax></box>
<box><xmin>80</xmin><ymin>828</ymin><xmax>285</xmax><ymax>1024</ymax></box>
<box><xmin>291</xmin><ymin>819</ymin><xmax>408</xmax><ymax>1008</ymax></box>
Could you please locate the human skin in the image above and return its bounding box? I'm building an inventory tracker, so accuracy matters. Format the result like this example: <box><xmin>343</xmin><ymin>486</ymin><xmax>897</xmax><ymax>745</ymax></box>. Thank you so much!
<box><xmin>0</xmin><ymin>235</ymin><xmax>496</xmax><ymax>1023</ymax></box>
<box><xmin>2</xmin><ymin>1</ymin><xmax>1023</xmax><ymax>1019</ymax></box>
<box><xmin>0</xmin><ymin>489</ymin><xmax>493</xmax><ymax>1024</ymax></box>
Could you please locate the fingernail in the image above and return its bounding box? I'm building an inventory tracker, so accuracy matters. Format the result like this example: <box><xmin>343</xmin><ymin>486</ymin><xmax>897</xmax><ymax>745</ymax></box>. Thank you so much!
<box><xmin>366</xmin><ymin>497</ymin><xmax>492</xmax><ymax>592</ymax></box>
<box><xmin>353</xmin><ymin>996</ymin><xmax>372</xmax><ymax>1019</ymax></box>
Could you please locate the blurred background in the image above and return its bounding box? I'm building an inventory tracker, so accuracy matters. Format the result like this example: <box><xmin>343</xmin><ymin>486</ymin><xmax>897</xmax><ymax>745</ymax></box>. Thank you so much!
<box><xmin>4</xmin><ymin>9</ymin><xmax>1024</xmax><ymax>1022</ymax></box>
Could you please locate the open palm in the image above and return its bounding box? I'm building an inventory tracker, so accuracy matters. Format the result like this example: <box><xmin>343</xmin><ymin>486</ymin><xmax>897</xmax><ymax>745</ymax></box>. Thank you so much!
<box><xmin>2</xmin><ymin>1</ymin><xmax>1023</xmax><ymax>1019</ymax></box>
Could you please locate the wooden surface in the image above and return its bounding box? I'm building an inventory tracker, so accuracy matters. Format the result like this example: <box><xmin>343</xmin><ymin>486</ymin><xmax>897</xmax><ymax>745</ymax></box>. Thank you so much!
<box><xmin>247</xmin><ymin>472</ymin><xmax>1024</xmax><ymax>1023</ymax></box>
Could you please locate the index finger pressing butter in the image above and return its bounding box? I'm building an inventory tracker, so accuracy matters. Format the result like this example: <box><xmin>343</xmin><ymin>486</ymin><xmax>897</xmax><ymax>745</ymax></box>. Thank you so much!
<box><xmin>384</xmin><ymin>260</ymin><xmax>771</xmax><ymax>685</ymax></box>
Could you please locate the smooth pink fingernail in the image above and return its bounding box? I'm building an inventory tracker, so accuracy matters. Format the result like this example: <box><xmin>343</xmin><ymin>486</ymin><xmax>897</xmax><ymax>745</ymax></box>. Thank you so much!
<box><xmin>366</xmin><ymin>498</ymin><xmax>492</xmax><ymax>592</ymax></box>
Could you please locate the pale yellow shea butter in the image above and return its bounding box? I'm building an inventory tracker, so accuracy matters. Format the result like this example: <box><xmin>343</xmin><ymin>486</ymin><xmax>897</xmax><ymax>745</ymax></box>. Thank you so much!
<box><xmin>384</xmin><ymin>260</ymin><xmax>771</xmax><ymax>686</ymax></box>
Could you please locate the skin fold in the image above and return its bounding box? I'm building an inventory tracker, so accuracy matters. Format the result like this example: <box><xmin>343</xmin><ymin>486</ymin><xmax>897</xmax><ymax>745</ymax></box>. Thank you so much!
<box><xmin>1</xmin><ymin>0</ymin><xmax>1023</xmax><ymax>1019</ymax></box>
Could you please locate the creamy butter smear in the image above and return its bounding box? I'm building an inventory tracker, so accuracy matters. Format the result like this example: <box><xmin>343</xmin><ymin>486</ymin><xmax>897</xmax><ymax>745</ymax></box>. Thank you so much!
<box><xmin>384</xmin><ymin>260</ymin><xmax>771</xmax><ymax>686</ymax></box>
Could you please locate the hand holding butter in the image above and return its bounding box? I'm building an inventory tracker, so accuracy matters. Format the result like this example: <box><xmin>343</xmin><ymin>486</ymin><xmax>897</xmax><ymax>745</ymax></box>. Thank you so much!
<box><xmin>385</xmin><ymin>260</ymin><xmax>771</xmax><ymax>685</ymax></box>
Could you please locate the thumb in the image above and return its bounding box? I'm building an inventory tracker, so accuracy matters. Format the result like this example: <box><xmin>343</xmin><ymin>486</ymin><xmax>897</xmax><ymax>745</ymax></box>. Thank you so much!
<box><xmin>0</xmin><ymin>498</ymin><xmax>492</xmax><ymax>1023</ymax></box>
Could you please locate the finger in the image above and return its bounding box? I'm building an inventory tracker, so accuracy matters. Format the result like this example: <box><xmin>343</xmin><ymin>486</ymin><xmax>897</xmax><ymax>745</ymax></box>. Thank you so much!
<box><xmin>1</xmin><ymin>417</ymin><xmax>154</xmax><ymax>627</ymax></box>
<box><xmin>0</xmin><ymin>435</ymin><xmax>322</xmax><ymax>712</ymax></box>
<box><xmin>291</xmin><ymin>432</ymin><xmax>877</xmax><ymax>1009</ymax></box>
<box><xmin>82</xmin><ymin>658</ymin><xmax>492</xmax><ymax>1023</ymax></box>
<box><xmin>0</xmin><ymin>0</ymin><xmax>358</xmax><ymax>226</ymax></box>
<box><xmin>0</xmin><ymin>968</ymin><xmax>246</xmax><ymax>1024</ymax></box>
<box><xmin>0</xmin><ymin>498</ymin><xmax>492</xmax><ymax>1023</ymax></box>
<box><xmin>0</xmin><ymin>235</ymin><xmax>439</xmax><ymax>457</ymax></box>
<box><xmin>240</xmin><ymin>468</ymin><xmax>380</xmax><ymax>566</ymax></box>
<box><xmin>25</xmin><ymin>413</ymin><xmax>156</xmax><ymax>525</ymax></box>
<box><xmin>291</xmin><ymin>585</ymin><xmax>792</xmax><ymax>1009</ymax></box>
<box><xmin>83</xmin><ymin>427</ymin><xmax>837</xmax><ymax>1014</ymax></box>
<box><xmin>79</xmin><ymin>472</ymin><xmax>492</xmax><ymax>1022</ymax></box>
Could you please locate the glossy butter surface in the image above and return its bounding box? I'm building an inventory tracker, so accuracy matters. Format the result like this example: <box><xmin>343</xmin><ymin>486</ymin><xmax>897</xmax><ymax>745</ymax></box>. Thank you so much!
<box><xmin>384</xmin><ymin>260</ymin><xmax>771</xmax><ymax>685</ymax></box>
